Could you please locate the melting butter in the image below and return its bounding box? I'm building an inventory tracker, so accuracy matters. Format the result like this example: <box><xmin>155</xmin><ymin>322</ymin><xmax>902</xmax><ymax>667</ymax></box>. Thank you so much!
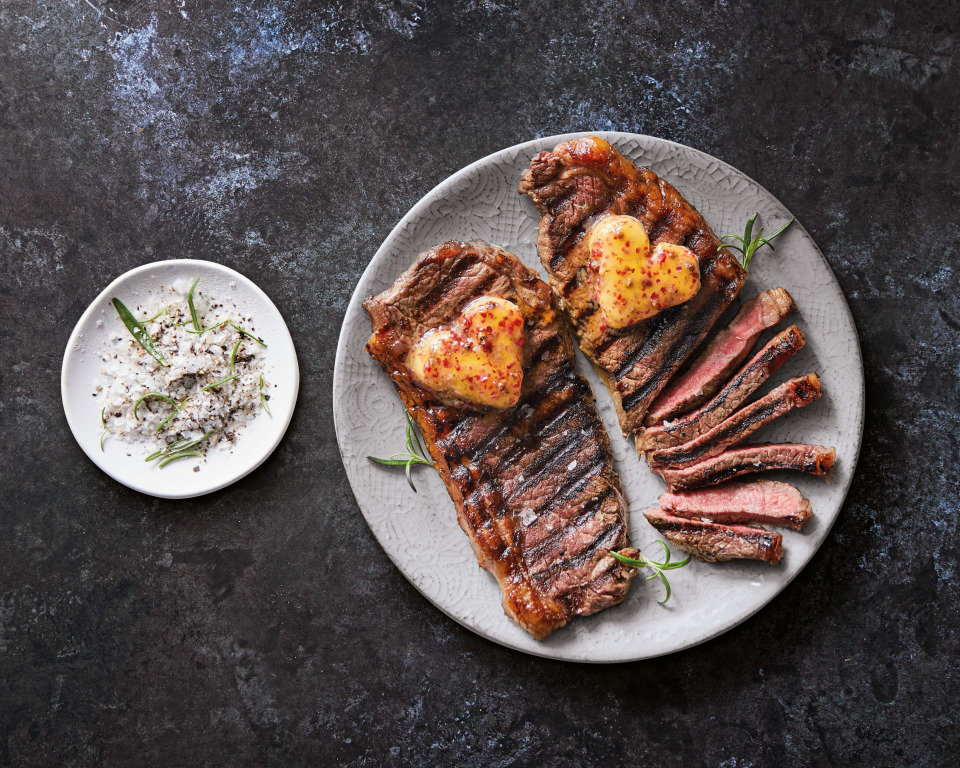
<box><xmin>407</xmin><ymin>296</ymin><xmax>525</xmax><ymax>409</ymax></box>
<box><xmin>590</xmin><ymin>214</ymin><xmax>701</xmax><ymax>329</ymax></box>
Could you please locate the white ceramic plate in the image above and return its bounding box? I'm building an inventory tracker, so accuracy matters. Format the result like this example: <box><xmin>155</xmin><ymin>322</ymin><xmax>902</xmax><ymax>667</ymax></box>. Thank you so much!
<box><xmin>62</xmin><ymin>259</ymin><xmax>299</xmax><ymax>499</ymax></box>
<box><xmin>333</xmin><ymin>132</ymin><xmax>864</xmax><ymax>662</ymax></box>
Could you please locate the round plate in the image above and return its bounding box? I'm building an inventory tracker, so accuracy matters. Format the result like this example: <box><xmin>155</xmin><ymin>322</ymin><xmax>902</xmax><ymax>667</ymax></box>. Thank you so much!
<box><xmin>62</xmin><ymin>259</ymin><xmax>299</xmax><ymax>499</ymax></box>
<box><xmin>333</xmin><ymin>132</ymin><xmax>864</xmax><ymax>662</ymax></box>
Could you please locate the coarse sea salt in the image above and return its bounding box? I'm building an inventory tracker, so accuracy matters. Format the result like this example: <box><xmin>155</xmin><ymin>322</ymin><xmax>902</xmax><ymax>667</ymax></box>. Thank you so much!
<box><xmin>96</xmin><ymin>278</ymin><xmax>271</xmax><ymax>459</ymax></box>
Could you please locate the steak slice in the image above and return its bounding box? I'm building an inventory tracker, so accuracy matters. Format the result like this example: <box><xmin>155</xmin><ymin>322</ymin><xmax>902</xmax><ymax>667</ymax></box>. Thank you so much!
<box><xmin>644</xmin><ymin>287</ymin><xmax>797</xmax><ymax>425</ymax></box>
<box><xmin>519</xmin><ymin>136</ymin><xmax>746</xmax><ymax>434</ymax></box>
<box><xmin>364</xmin><ymin>240</ymin><xmax>636</xmax><ymax>640</ymax></box>
<box><xmin>649</xmin><ymin>373</ymin><xmax>823</xmax><ymax>468</ymax></box>
<box><xmin>658</xmin><ymin>480</ymin><xmax>813</xmax><ymax>531</ymax></box>
<box><xmin>644</xmin><ymin>508</ymin><xmax>783</xmax><ymax>564</ymax></box>
<box><xmin>656</xmin><ymin>443</ymin><xmax>836</xmax><ymax>491</ymax></box>
<box><xmin>637</xmin><ymin>324</ymin><xmax>806</xmax><ymax>454</ymax></box>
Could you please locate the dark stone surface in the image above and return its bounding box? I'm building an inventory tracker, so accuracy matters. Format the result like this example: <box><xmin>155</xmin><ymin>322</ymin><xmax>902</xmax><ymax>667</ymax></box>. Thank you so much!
<box><xmin>1</xmin><ymin>1</ymin><xmax>957</xmax><ymax>765</ymax></box>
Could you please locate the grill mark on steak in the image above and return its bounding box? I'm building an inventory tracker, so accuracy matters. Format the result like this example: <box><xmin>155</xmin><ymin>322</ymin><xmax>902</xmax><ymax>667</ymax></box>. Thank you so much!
<box><xmin>638</xmin><ymin>324</ymin><xmax>806</xmax><ymax>453</ymax></box>
<box><xmin>489</xmin><ymin>391</ymin><xmax>588</xmax><ymax>473</ymax></box>
<box><xmin>656</xmin><ymin>443</ymin><xmax>836</xmax><ymax>491</ymax></box>
<box><xmin>416</xmin><ymin>261</ymin><xmax>500</xmax><ymax>325</ymax></box>
<box><xmin>502</xmin><ymin>420</ymin><xmax>593</xmax><ymax>503</ymax></box>
<box><xmin>364</xmin><ymin>240</ymin><xmax>635</xmax><ymax>639</ymax></box>
<box><xmin>519</xmin><ymin>136</ymin><xmax>746</xmax><ymax>433</ymax></box>
<box><xmin>519</xmin><ymin>482</ymin><xmax>615</xmax><ymax>551</ymax></box>
<box><xmin>530</xmin><ymin>522</ymin><xmax>624</xmax><ymax>584</ymax></box>
<box><xmin>616</xmin><ymin>287</ymin><xmax>733</xmax><ymax>414</ymax></box>
<box><xmin>514</xmin><ymin>444</ymin><xmax>606</xmax><ymax>522</ymax></box>
<box><xmin>571</xmin><ymin>300</ymin><xmax>600</xmax><ymax>325</ymax></box>
<box><xmin>645</xmin><ymin>288</ymin><xmax>797</xmax><ymax>425</ymax></box>
<box><xmin>525</xmin><ymin>501</ymin><xmax>619</xmax><ymax>574</ymax></box>
<box><xmin>523</xmin><ymin>326</ymin><xmax>564</xmax><ymax>366</ymax></box>
<box><xmin>658</xmin><ymin>480</ymin><xmax>813</xmax><ymax>531</ymax></box>
<box><xmin>650</xmin><ymin>373</ymin><xmax>823</xmax><ymax>468</ymax></box>
<box><xmin>644</xmin><ymin>508</ymin><xmax>783</xmax><ymax>564</ymax></box>
<box><xmin>612</xmin><ymin>304</ymin><xmax>685</xmax><ymax>380</ymax></box>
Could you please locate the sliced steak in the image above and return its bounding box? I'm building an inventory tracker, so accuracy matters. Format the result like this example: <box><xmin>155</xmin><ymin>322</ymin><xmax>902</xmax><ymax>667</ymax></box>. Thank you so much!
<box><xmin>644</xmin><ymin>287</ymin><xmax>797</xmax><ymax>425</ymax></box>
<box><xmin>650</xmin><ymin>373</ymin><xmax>823</xmax><ymax>468</ymax></box>
<box><xmin>658</xmin><ymin>480</ymin><xmax>813</xmax><ymax>531</ymax></box>
<box><xmin>637</xmin><ymin>324</ymin><xmax>806</xmax><ymax>454</ymax></box>
<box><xmin>364</xmin><ymin>240</ymin><xmax>635</xmax><ymax>640</ymax></box>
<box><xmin>644</xmin><ymin>508</ymin><xmax>783</xmax><ymax>564</ymax></box>
<box><xmin>519</xmin><ymin>136</ymin><xmax>746</xmax><ymax>434</ymax></box>
<box><xmin>656</xmin><ymin>443</ymin><xmax>836</xmax><ymax>491</ymax></box>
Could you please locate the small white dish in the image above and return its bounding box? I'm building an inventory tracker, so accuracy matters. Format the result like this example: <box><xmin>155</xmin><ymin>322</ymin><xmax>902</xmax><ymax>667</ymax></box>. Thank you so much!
<box><xmin>62</xmin><ymin>259</ymin><xmax>299</xmax><ymax>499</ymax></box>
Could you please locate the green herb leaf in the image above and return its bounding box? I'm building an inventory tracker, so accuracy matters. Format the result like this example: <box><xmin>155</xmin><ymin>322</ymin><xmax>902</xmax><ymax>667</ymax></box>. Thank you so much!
<box><xmin>229</xmin><ymin>321</ymin><xmax>266</xmax><ymax>346</ymax></box>
<box><xmin>146</xmin><ymin>430</ymin><xmax>216</xmax><ymax>463</ymax></box>
<box><xmin>722</xmin><ymin>214</ymin><xmax>794</xmax><ymax>273</ymax></box>
<box><xmin>144</xmin><ymin>307</ymin><xmax>167</xmax><ymax>323</ymax></box>
<box><xmin>368</xmin><ymin>456</ymin><xmax>418</xmax><ymax>467</ymax></box>
<box><xmin>259</xmin><ymin>374</ymin><xmax>271</xmax><ymax>415</ymax></box>
<box><xmin>187</xmin><ymin>277</ymin><xmax>202</xmax><ymax>332</ymax></box>
<box><xmin>133</xmin><ymin>391</ymin><xmax>179</xmax><ymax>420</ymax></box>
<box><xmin>158</xmin><ymin>450</ymin><xmax>203</xmax><ymax>468</ymax></box>
<box><xmin>201</xmin><ymin>372</ymin><xmax>241</xmax><ymax>391</ymax></box>
<box><xmin>230</xmin><ymin>339</ymin><xmax>243</xmax><ymax>372</ymax></box>
<box><xmin>156</xmin><ymin>397</ymin><xmax>190</xmax><ymax>433</ymax></box>
<box><xmin>112</xmin><ymin>298</ymin><xmax>168</xmax><ymax>366</ymax></box>
<box><xmin>99</xmin><ymin>429</ymin><xmax>112</xmax><ymax>452</ymax></box>
<box><xmin>610</xmin><ymin>544</ymin><xmax>692</xmax><ymax>604</ymax></box>
<box><xmin>368</xmin><ymin>410</ymin><xmax>435</xmax><ymax>493</ymax></box>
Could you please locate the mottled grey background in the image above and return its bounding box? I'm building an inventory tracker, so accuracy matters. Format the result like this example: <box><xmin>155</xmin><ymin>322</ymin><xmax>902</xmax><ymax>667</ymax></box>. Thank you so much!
<box><xmin>1</xmin><ymin>1</ymin><xmax>957</xmax><ymax>766</ymax></box>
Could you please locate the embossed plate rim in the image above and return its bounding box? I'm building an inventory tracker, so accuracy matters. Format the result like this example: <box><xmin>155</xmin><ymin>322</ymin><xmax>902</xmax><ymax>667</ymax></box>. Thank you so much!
<box><xmin>333</xmin><ymin>131</ymin><xmax>864</xmax><ymax>662</ymax></box>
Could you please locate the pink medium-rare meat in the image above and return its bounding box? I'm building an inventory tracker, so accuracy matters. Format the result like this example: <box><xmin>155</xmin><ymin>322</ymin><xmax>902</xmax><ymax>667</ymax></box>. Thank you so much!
<box><xmin>637</xmin><ymin>324</ymin><xmax>806</xmax><ymax>454</ymax></box>
<box><xmin>649</xmin><ymin>373</ymin><xmax>823</xmax><ymax>468</ymax></box>
<box><xmin>655</xmin><ymin>443</ymin><xmax>836</xmax><ymax>491</ymax></box>
<box><xmin>658</xmin><ymin>480</ymin><xmax>813</xmax><ymax>531</ymax></box>
<box><xmin>644</xmin><ymin>287</ymin><xmax>797</xmax><ymax>425</ymax></box>
<box><xmin>518</xmin><ymin>136</ymin><xmax>747</xmax><ymax>434</ymax></box>
<box><xmin>643</xmin><ymin>507</ymin><xmax>783</xmax><ymax>564</ymax></box>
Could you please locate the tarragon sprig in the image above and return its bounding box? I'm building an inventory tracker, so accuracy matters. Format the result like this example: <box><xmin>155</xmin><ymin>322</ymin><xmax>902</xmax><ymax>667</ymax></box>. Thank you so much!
<box><xmin>722</xmin><ymin>213</ymin><xmax>794</xmax><ymax>273</ymax></box>
<box><xmin>368</xmin><ymin>411</ymin><xmax>434</xmax><ymax>493</ymax></box>
<box><xmin>145</xmin><ymin>430</ymin><xmax>216</xmax><ymax>468</ymax></box>
<box><xmin>611</xmin><ymin>542</ymin><xmax>692</xmax><ymax>604</ymax></box>
<box><xmin>258</xmin><ymin>374</ymin><xmax>271</xmax><ymax>415</ymax></box>
<box><xmin>112</xmin><ymin>298</ymin><xmax>168</xmax><ymax>366</ymax></box>
<box><xmin>186</xmin><ymin>277</ymin><xmax>203</xmax><ymax>332</ymax></box>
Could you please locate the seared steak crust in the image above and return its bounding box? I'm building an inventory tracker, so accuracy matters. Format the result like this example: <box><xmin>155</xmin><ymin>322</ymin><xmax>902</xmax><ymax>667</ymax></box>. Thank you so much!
<box><xmin>650</xmin><ymin>373</ymin><xmax>823</xmax><ymax>468</ymax></box>
<box><xmin>644</xmin><ymin>508</ymin><xmax>783</xmax><ymax>564</ymax></box>
<box><xmin>656</xmin><ymin>443</ymin><xmax>836</xmax><ymax>491</ymax></box>
<box><xmin>638</xmin><ymin>324</ymin><xmax>807</xmax><ymax>453</ymax></box>
<box><xmin>645</xmin><ymin>287</ymin><xmax>797</xmax><ymax>425</ymax></box>
<box><xmin>519</xmin><ymin>136</ymin><xmax>746</xmax><ymax>434</ymax></box>
<box><xmin>659</xmin><ymin>480</ymin><xmax>813</xmax><ymax>531</ymax></box>
<box><xmin>363</xmin><ymin>240</ymin><xmax>635</xmax><ymax>640</ymax></box>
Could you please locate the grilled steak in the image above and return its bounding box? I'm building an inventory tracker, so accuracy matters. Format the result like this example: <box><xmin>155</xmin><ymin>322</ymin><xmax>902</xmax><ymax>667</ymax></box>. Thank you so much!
<box><xmin>363</xmin><ymin>240</ymin><xmax>636</xmax><ymax>640</ymax></box>
<box><xmin>644</xmin><ymin>508</ymin><xmax>783</xmax><ymax>564</ymax></box>
<box><xmin>659</xmin><ymin>480</ymin><xmax>813</xmax><ymax>531</ymax></box>
<box><xmin>644</xmin><ymin>287</ymin><xmax>796</xmax><ymax>425</ymax></box>
<box><xmin>650</xmin><ymin>373</ymin><xmax>823</xmax><ymax>468</ymax></box>
<box><xmin>638</xmin><ymin>324</ymin><xmax>806</xmax><ymax>454</ymax></box>
<box><xmin>656</xmin><ymin>443</ymin><xmax>836</xmax><ymax>491</ymax></box>
<box><xmin>519</xmin><ymin>136</ymin><xmax>746</xmax><ymax>434</ymax></box>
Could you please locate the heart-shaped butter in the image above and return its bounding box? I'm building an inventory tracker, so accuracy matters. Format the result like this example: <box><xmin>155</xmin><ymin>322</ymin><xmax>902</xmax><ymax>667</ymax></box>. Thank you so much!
<box><xmin>407</xmin><ymin>296</ymin><xmax>525</xmax><ymax>409</ymax></box>
<box><xmin>590</xmin><ymin>215</ymin><xmax>701</xmax><ymax>329</ymax></box>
